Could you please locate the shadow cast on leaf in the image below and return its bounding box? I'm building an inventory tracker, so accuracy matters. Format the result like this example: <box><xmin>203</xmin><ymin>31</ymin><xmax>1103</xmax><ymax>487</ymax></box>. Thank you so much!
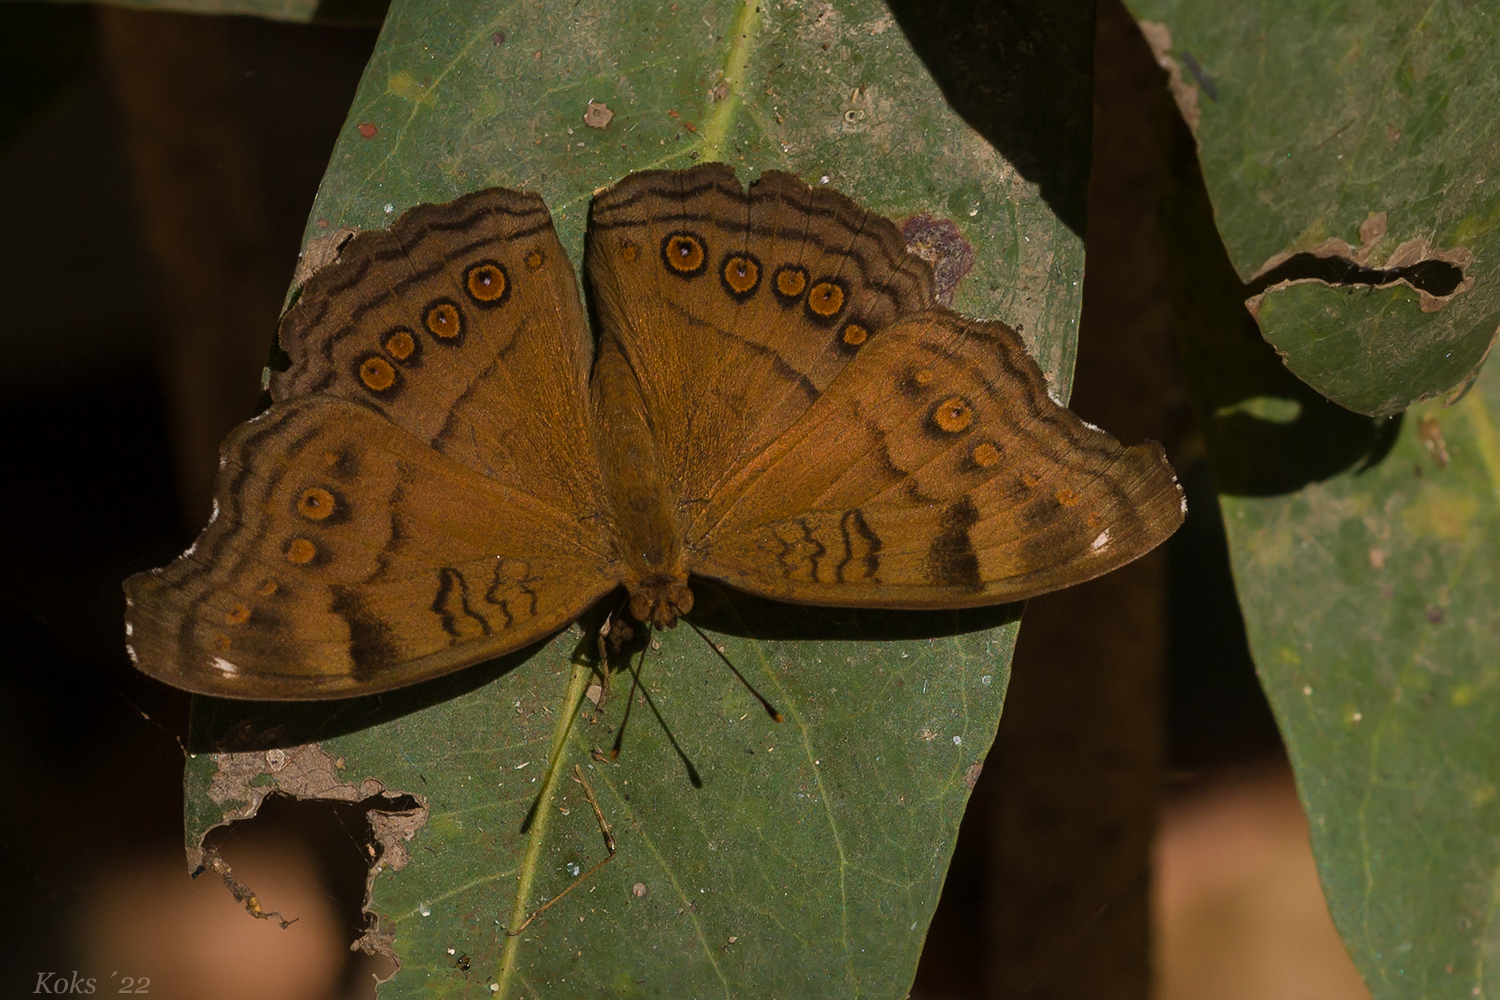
<box><xmin>888</xmin><ymin>0</ymin><xmax>1095</xmax><ymax>238</ymax></box>
<box><xmin>687</xmin><ymin>579</ymin><xmax>1021</xmax><ymax>642</ymax></box>
<box><xmin>187</xmin><ymin>639</ymin><xmax>544</xmax><ymax>753</ymax></box>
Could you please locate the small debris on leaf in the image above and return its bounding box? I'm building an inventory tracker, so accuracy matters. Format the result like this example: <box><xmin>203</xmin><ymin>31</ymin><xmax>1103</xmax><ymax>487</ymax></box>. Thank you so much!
<box><xmin>1417</xmin><ymin>414</ymin><xmax>1450</xmax><ymax>468</ymax></box>
<box><xmin>583</xmin><ymin>101</ymin><xmax>614</xmax><ymax>129</ymax></box>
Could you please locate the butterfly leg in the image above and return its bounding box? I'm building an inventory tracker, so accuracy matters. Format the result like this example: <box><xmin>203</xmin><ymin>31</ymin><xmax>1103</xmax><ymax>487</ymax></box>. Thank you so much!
<box><xmin>504</xmin><ymin>765</ymin><xmax>617</xmax><ymax>936</ymax></box>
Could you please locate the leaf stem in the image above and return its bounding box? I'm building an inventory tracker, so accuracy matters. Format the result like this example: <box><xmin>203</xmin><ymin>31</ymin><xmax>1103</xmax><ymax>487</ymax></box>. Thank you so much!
<box><xmin>496</xmin><ymin>657</ymin><xmax>594</xmax><ymax>994</ymax></box>
<box><xmin>698</xmin><ymin>0</ymin><xmax>765</xmax><ymax>162</ymax></box>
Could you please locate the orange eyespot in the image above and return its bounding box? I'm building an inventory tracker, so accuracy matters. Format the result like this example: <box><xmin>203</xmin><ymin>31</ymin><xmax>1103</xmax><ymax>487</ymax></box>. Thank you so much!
<box><xmin>426</xmin><ymin>300</ymin><xmax>463</xmax><ymax>340</ymax></box>
<box><xmin>383</xmin><ymin>329</ymin><xmax>416</xmax><ymax>361</ymax></box>
<box><xmin>358</xmin><ymin>356</ymin><xmax>397</xmax><ymax>392</ymax></box>
<box><xmin>285</xmin><ymin>537</ymin><xmax>318</xmax><ymax>565</ymax></box>
<box><xmin>841</xmin><ymin>323</ymin><xmax>868</xmax><ymax>346</ymax></box>
<box><xmin>661</xmin><ymin>233</ymin><xmax>707</xmax><ymax>276</ymax></box>
<box><xmin>465</xmin><ymin>262</ymin><xmax>508</xmax><ymax>303</ymax></box>
<box><xmin>619</xmin><ymin>240</ymin><xmax>639</xmax><ymax>262</ymax></box>
<box><xmin>929</xmin><ymin>395</ymin><xmax>974</xmax><ymax>435</ymax></box>
<box><xmin>225</xmin><ymin>603</ymin><xmax>251</xmax><ymax>625</ymax></box>
<box><xmin>297</xmin><ymin>486</ymin><xmax>337</xmax><ymax>521</ymax></box>
<box><xmin>259</xmin><ymin>580</ymin><xmax>279</xmax><ymax>597</ymax></box>
<box><xmin>720</xmin><ymin>253</ymin><xmax>761</xmax><ymax>298</ymax></box>
<box><xmin>774</xmin><ymin>265</ymin><xmax>808</xmax><ymax>300</ymax></box>
<box><xmin>524</xmin><ymin>249</ymin><xmax>546</xmax><ymax>271</ymax></box>
<box><xmin>971</xmin><ymin>442</ymin><xmax>1000</xmax><ymax>468</ymax></box>
<box><xmin>1056</xmin><ymin>487</ymin><xmax>1081</xmax><ymax>506</ymax></box>
<box><xmin>805</xmin><ymin>280</ymin><xmax>846</xmax><ymax>320</ymax></box>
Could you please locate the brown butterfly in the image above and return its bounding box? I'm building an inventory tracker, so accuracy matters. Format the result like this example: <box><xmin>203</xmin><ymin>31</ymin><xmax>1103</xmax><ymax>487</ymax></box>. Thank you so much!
<box><xmin>124</xmin><ymin>164</ymin><xmax>1184</xmax><ymax>700</ymax></box>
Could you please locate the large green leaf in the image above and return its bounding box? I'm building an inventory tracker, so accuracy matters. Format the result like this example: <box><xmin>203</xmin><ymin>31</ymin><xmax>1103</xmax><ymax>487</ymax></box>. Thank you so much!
<box><xmin>1223</xmin><ymin>357</ymin><xmax>1500</xmax><ymax>998</ymax></box>
<box><xmin>1131</xmin><ymin>0</ymin><xmax>1499</xmax><ymax>417</ymax></box>
<box><xmin>183</xmin><ymin>2</ymin><xmax>1094</xmax><ymax>996</ymax></box>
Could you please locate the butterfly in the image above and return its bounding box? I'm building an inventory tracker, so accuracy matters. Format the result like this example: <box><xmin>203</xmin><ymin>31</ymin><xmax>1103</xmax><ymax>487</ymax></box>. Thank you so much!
<box><xmin>124</xmin><ymin>164</ymin><xmax>1184</xmax><ymax>699</ymax></box>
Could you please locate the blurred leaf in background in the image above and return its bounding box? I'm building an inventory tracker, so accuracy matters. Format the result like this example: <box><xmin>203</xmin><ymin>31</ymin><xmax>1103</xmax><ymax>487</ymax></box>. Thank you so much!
<box><xmin>1138</xmin><ymin>1</ymin><xmax>1500</xmax><ymax>996</ymax></box>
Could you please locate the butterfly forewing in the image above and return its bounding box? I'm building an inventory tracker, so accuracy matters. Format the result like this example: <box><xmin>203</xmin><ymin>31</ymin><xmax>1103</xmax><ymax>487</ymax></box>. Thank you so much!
<box><xmin>126</xmin><ymin>194</ymin><xmax>619</xmax><ymax>699</ymax></box>
<box><xmin>586</xmin><ymin>164</ymin><xmax>936</xmax><ymax>508</ymax></box>
<box><xmin>274</xmin><ymin>188</ymin><xmax>606</xmax><ymax>509</ymax></box>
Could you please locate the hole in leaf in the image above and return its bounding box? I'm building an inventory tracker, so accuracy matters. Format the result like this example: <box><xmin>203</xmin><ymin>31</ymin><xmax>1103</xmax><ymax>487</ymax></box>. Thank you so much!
<box><xmin>202</xmin><ymin>790</ymin><xmax>418</xmax><ymax>996</ymax></box>
<box><xmin>1246</xmin><ymin>253</ymin><xmax>1465</xmax><ymax>299</ymax></box>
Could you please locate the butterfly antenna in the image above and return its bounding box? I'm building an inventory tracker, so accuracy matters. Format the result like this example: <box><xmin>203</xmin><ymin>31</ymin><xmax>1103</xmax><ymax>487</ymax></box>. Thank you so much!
<box><xmin>684</xmin><ymin>618</ymin><xmax>784</xmax><ymax>723</ymax></box>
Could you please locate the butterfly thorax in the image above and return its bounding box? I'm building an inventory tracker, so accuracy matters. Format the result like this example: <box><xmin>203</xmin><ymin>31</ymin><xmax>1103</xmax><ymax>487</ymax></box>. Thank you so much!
<box><xmin>592</xmin><ymin>330</ymin><xmax>694</xmax><ymax>631</ymax></box>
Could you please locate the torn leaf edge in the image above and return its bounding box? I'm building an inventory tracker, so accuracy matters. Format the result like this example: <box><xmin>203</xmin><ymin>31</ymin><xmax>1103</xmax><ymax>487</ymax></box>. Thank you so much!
<box><xmin>189</xmin><ymin>741</ymin><xmax>429</xmax><ymax>980</ymax></box>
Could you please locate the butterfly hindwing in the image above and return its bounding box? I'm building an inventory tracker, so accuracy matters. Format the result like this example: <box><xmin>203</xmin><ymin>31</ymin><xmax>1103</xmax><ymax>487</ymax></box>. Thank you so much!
<box><xmin>125</xmin><ymin>400</ymin><xmax>617</xmax><ymax>698</ymax></box>
<box><xmin>694</xmin><ymin>310</ymin><xmax>1184</xmax><ymax>607</ymax></box>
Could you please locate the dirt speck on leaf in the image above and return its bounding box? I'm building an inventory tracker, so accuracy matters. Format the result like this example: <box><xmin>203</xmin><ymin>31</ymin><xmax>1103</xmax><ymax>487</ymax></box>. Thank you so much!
<box><xmin>583</xmin><ymin>100</ymin><xmax>614</xmax><ymax>129</ymax></box>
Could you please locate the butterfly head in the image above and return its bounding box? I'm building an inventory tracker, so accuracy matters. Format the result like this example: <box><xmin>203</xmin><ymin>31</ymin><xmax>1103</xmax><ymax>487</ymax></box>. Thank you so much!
<box><xmin>627</xmin><ymin>573</ymin><xmax>695</xmax><ymax>630</ymax></box>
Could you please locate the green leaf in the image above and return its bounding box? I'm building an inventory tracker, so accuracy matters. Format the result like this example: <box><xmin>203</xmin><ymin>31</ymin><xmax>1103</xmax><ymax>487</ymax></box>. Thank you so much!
<box><xmin>1222</xmin><ymin>359</ymin><xmax>1500</xmax><ymax>998</ymax></box>
<box><xmin>184</xmin><ymin>1</ymin><xmax>1094</xmax><ymax>996</ymax></box>
<box><xmin>1130</xmin><ymin>0</ymin><xmax>1499</xmax><ymax>416</ymax></box>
